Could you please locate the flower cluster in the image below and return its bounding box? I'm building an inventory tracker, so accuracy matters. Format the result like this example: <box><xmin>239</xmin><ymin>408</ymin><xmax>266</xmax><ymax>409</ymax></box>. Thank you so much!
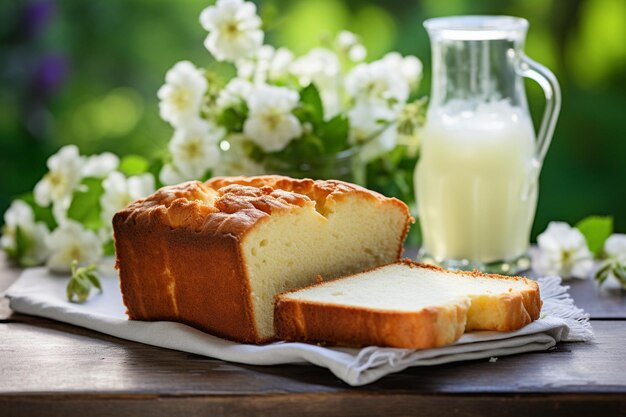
<box><xmin>156</xmin><ymin>0</ymin><xmax>424</xmax><ymax>184</ymax></box>
<box><xmin>532</xmin><ymin>218</ymin><xmax>626</xmax><ymax>287</ymax></box>
<box><xmin>1</xmin><ymin>145</ymin><xmax>155</xmax><ymax>273</ymax></box>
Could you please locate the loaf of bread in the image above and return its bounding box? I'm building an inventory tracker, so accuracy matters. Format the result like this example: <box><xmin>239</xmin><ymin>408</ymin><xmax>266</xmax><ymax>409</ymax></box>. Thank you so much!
<box><xmin>113</xmin><ymin>176</ymin><xmax>412</xmax><ymax>344</ymax></box>
<box><xmin>275</xmin><ymin>260</ymin><xmax>541</xmax><ymax>349</ymax></box>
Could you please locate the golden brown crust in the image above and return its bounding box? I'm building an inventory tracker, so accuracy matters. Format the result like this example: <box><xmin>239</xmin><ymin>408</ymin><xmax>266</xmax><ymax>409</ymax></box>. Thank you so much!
<box><xmin>114</xmin><ymin>175</ymin><xmax>412</xmax><ymax>344</ymax></box>
<box><xmin>274</xmin><ymin>260</ymin><xmax>542</xmax><ymax>349</ymax></box>
<box><xmin>275</xmin><ymin>298</ymin><xmax>467</xmax><ymax>349</ymax></box>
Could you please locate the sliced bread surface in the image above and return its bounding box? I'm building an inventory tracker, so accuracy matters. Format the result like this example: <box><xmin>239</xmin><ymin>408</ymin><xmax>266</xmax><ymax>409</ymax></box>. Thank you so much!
<box><xmin>274</xmin><ymin>260</ymin><xmax>541</xmax><ymax>349</ymax></box>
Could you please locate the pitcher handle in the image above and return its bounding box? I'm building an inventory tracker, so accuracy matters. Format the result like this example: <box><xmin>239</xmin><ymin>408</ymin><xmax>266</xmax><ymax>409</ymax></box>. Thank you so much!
<box><xmin>517</xmin><ymin>53</ymin><xmax>561</xmax><ymax>164</ymax></box>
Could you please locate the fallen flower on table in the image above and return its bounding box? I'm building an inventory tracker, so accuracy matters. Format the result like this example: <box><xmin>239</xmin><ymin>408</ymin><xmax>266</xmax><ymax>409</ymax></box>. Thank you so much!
<box><xmin>533</xmin><ymin>221</ymin><xmax>594</xmax><ymax>280</ymax></box>
<box><xmin>595</xmin><ymin>234</ymin><xmax>626</xmax><ymax>289</ymax></box>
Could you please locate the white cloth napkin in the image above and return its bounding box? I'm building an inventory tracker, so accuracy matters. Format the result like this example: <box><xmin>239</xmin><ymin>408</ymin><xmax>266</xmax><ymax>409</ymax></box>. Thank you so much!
<box><xmin>5</xmin><ymin>261</ymin><xmax>593</xmax><ymax>386</ymax></box>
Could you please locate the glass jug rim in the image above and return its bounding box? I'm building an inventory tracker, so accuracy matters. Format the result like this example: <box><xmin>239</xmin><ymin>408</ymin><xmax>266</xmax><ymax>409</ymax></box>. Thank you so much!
<box><xmin>424</xmin><ymin>15</ymin><xmax>528</xmax><ymax>41</ymax></box>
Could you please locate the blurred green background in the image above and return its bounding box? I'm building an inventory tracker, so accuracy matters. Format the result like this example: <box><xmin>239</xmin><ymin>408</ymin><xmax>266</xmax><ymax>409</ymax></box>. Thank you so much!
<box><xmin>1</xmin><ymin>0</ymin><xmax>625</xmax><ymax>237</ymax></box>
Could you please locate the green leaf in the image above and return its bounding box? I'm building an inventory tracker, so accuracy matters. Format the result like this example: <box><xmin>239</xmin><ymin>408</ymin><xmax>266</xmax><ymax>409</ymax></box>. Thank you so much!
<box><xmin>17</xmin><ymin>193</ymin><xmax>57</xmax><ymax>230</ymax></box>
<box><xmin>103</xmin><ymin>240</ymin><xmax>115</xmax><ymax>257</ymax></box>
<box><xmin>200</xmin><ymin>169</ymin><xmax>214</xmax><ymax>182</ymax></box>
<box><xmin>14</xmin><ymin>225</ymin><xmax>31</xmax><ymax>262</ymax></box>
<box><xmin>317</xmin><ymin>114</ymin><xmax>349</xmax><ymax>154</ymax></box>
<box><xmin>67</xmin><ymin>177</ymin><xmax>105</xmax><ymax>231</ymax></box>
<box><xmin>219</xmin><ymin>107</ymin><xmax>246</xmax><ymax>132</ymax></box>
<box><xmin>299</xmin><ymin>84</ymin><xmax>324</xmax><ymax>125</ymax></box>
<box><xmin>148</xmin><ymin>158</ymin><xmax>165</xmax><ymax>189</ymax></box>
<box><xmin>119</xmin><ymin>155</ymin><xmax>149</xmax><ymax>176</ymax></box>
<box><xmin>575</xmin><ymin>215</ymin><xmax>613</xmax><ymax>257</ymax></box>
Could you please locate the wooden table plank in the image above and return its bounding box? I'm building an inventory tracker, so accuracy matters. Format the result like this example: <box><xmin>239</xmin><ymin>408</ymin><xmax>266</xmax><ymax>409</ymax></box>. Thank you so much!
<box><xmin>2</xmin><ymin>394</ymin><xmax>624</xmax><ymax>417</ymax></box>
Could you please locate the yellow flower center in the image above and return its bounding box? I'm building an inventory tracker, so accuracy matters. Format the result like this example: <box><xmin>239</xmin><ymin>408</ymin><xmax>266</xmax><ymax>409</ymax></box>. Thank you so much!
<box><xmin>69</xmin><ymin>246</ymin><xmax>82</xmax><ymax>262</ymax></box>
<box><xmin>47</xmin><ymin>171</ymin><xmax>64</xmax><ymax>188</ymax></box>
<box><xmin>263</xmin><ymin>112</ymin><xmax>281</xmax><ymax>130</ymax></box>
<box><xmin>182</xmin><ymin>139</ymin><xmax>202</xmax><ymax>159</ymax></box>
<box><xmin>225</xmin><ymin>21</ymin><xmax>240</xmax><ymax>38</ymax></box>
<box><xmin>171</xmin><ymin>88</ymin><xmax>192</xmax><ymax>110</ymax></box>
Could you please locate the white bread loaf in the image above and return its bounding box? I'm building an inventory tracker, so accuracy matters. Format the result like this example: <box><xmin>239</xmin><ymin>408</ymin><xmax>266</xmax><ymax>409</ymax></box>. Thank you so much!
<box><xmin>275</xmin><ymin>260</ymin><xmax>542</xmax><ymax>349</ymax></box>
<box><xmin>114</xmin><ymin>176</ymin><xmax>412</xmax><ymax>343</ymax></box>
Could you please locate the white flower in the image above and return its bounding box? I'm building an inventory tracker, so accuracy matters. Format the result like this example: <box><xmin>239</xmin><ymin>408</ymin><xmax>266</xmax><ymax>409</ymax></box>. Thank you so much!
<box><xmin>100</xmin><ymin>171</ymin><xmax>155</xmax><ymax>228</ymax></box>
<box><xmin>168</xmin><ymin>120</ymin><xmax>224</xmax><ymax>181</ymax></box>
<box><xmin>345</xmin><ymin>59</ymin><xmax>410</xmax><ymax>106</ymax></box>
<box><xmin>45</xmin><ymin>220</ymin><xmax>103</xmax><ymax>273</ymax></box>
<box><xmin>336</xmin><ymin>30</ymin><xmax>359</xmax><ymax>50</ymax></box>
<box><xmin>216</xmin><ymin>78</ymin><xmax>253</xmax><ymax>109</ymax></box>
<box><xmin>200</xmin><ymin>0</ymin><xmax>263</xmax><ymax>62</ymax></box>
<box><xmin>236</xmin><ymin>45</ymin><xmax>294</xmax><ymax>84</ymax></box>
<box><xmin>348</xmin><ymin>102</ymin><xmax>397</xmax><ymax>161</ymax></box>
<box><xmin>213</xmin><ymin>133</ymin><xmax>265</xmax><ymax>177</ymax></box>
<box><xmin>82</xmin><ymin>152</ymin><xmax>120</xmax><ymax>178</ymax></box>
<box><xmin>159</xmin><ymin>164</ymin><xmax>190</xmax><ymax>186</ymax></box>
<box><xmin>157</xmin><ymin>61</ymin><xmax>207</xmax><ymax>128</ymax></box>
<box><xmin>290</xmin><ymin>48</ymin><xmax>341</xmax><ymax>118</ymax></box>
<box><xmin>1</xmin><ymin>200</ymin><xmax>49</xmax><ymax>266</ymax></box>
<box><xmin>605</xmin><ymin>234</ymin><xmax>626</xmax><ymax>260</ymax></box>
<box><xmin>348</xmin><ymin>44</ymin><xmax>367</xmax><ymax>63</ymax></box>
<box><xmin>335</xmin><ymin>31</ymin><xmax>367</xmax><ymax>62</ymax></box>
<box><xmin>267</xmin><ymin>47</ymin><xmax>295</xmax><ymax>80</ymax></box>
<box><xmin>243</xmin><ymin>85</ymin><xmax>302</xmax><ymax>152</ymax></box>
<box><xmin>381</xmin><ymin>52</ymin><xmax>423</xmax><ymax>89</ymax></box>
<box><xmin>533</xmin><ymin>222</ymin><xmax>594</xmax><ymax>279</ymax></box>
<box><xmin>34</xmin><ymin>145</ymin><xmax>85</xmax><ymax>222</ymax></box>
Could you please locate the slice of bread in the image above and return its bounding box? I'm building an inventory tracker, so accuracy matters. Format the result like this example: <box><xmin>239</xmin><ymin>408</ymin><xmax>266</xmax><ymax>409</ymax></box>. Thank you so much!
<box><xmin>274</xmin><ymin>260</ymin><xmax>541</xmax><ymax>349</ymax></box>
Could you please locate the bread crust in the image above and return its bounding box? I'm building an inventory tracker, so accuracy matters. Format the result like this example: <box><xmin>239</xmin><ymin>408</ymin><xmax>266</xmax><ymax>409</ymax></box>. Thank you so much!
<box><xmin>274</xmin><ymin>259</ymin><xmax>542</xmax><ymax>349</ymax></box>
<box><xmin>113</xmin><ymin>176</ymin><xmax>412</xmax><ymax>344</ymax></box>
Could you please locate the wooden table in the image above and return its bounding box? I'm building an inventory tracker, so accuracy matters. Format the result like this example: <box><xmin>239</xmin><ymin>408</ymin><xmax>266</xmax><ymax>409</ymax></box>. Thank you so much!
<box><xmin>1</xmin><ymin>250</ymin><xmax>626</xmax><ymax>417</ymax></box>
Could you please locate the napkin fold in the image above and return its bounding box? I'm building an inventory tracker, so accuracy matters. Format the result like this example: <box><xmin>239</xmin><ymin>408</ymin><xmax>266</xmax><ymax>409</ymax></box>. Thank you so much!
<box><xmin>5</xmin><ymin>262</ymin><xmax>593</xmax><ymax>386</ymax></box>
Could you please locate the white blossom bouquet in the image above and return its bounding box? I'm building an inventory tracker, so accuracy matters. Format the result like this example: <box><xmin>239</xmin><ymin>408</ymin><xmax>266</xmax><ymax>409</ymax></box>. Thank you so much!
<box><xmin>1</xmin><ymin>145</ymin><xmax>156</xmax><ymax>299</ymax></box>
<box><xmin>155</xmin><ymin>0</ymin><xmax>425</xmax><ymax>186</ymax></box>
<box><xmin>1</xmin><ymin>0</ymin><xmax>428</xmax><ymax>300</ymax></box>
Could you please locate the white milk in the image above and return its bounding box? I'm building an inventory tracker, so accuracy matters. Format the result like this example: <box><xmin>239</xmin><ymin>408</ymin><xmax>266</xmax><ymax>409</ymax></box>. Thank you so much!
<box><xmin>415</xmin><ymin>100</ymin><xmax>539</xmax><ymax>263</ymax></box>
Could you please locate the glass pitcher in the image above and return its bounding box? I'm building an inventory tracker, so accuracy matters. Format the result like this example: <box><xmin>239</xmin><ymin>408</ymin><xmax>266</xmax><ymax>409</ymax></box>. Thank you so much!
<box><xmin>415</xmin><ymin>16</ymin><xmax>561</xmax><ymax>274</ymax></box>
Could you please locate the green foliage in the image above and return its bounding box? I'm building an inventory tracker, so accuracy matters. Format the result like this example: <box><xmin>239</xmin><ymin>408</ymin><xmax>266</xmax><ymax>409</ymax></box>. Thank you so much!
<box><xmin>365</xmin><ymin>145</ymin><xmax>420</xmax><ymax>245</ymax></box>
<box><xmin>200</xmin><ymin>169</ymin><xmax>214</xmax><ymax>182</ymax></box>
<box><xmin>103</xmin><ymin>240</ymin><xmax>115</xmax><ymax>257</ymax></box>
<box><xmin>67</xmin><ymin>178</ymin><xmax>105</xmax><ymax>231</ymax></box>
<box><xmin>3</xmin><ymin>225</ymin><xmax>27</xmax><ymax>261</ymax></box>
<box><xmin>18</xmin><ymin>194</ymin><xmax>57</xmax><ymax>230</ymax></box>
<box><xmin>119</xmin><ymin>155</ymin><xmax>149</xmax><ymax>176</ymax></box>
<box><xmin>219</xmin><ymin>106</ymin><xmax>247</xmax><ymax>132</ymax></box>
<box><xmin>298</xmin><ymin>84</ymin><xmax>324</xmax><ymax>126</ymax></box>
<box><xmin>317</xmin><ymin>115</ymin><xmax>349</xmax><ymax>154</ymax></box>
<box><xmin>67</xmin><ymin>261</ymin><xmax>102</xmax><ymax>303</ymax></box>
<box><xmin>148</xmin><ymin>158</ymin><xmax>166</xmax><ymax>189</ymax></box>
<box><xmin>576</xmin><ymin>215</ymin><xmax>613</xmax><ymax>257</ymax></box>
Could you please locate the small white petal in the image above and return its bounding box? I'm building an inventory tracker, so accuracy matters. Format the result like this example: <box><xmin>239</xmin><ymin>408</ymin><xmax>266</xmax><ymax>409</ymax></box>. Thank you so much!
<box><xmin>82</xmin><ymin>152</ymin><xmax>120</xmax><ymax>178</ymax></box>
<box><xmin>605</xmin><ymin>234</ymin><xmax>626</xmax><ymax>259</ymax></box>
